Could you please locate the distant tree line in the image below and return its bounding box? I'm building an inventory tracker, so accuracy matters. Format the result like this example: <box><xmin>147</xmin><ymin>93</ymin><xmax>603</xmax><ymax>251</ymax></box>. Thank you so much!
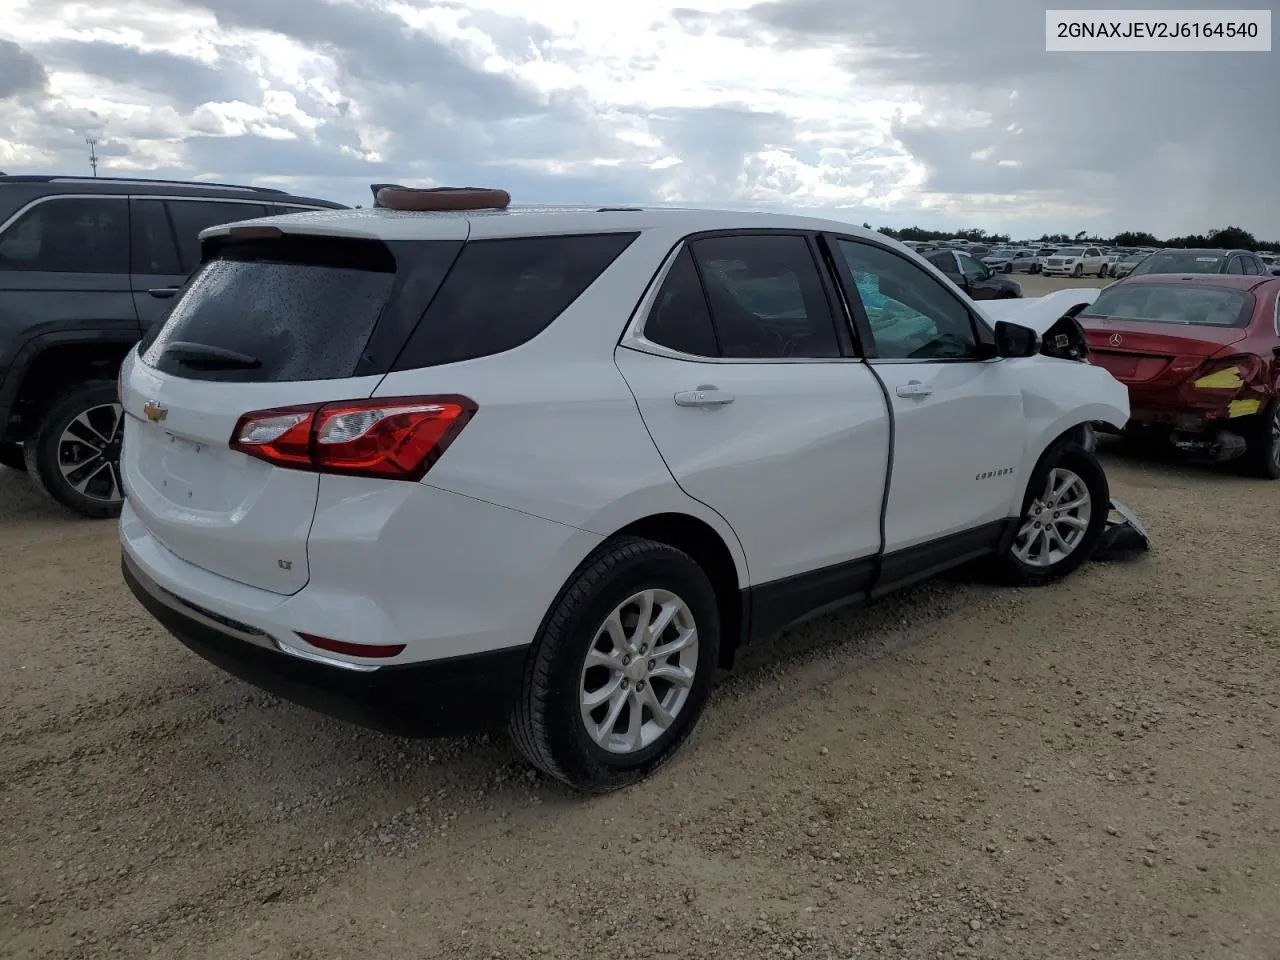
<box><xmin>864</xmin><ymin>222</ymin><xmax>1278</xmax><ymax>251</ymax></box>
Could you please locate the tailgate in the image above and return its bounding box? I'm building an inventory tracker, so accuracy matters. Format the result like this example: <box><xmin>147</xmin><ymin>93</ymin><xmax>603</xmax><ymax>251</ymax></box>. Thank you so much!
<box><xmin>118</xmin><ymin>229</ymin><xmax>465</xmax><ymax>595</ymax></box>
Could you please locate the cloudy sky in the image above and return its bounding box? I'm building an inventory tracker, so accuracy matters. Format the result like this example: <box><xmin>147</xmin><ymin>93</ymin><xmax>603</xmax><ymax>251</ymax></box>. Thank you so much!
<box><xmin>1</xmin><ymin>0</ymin><xmax>1276</xmax><ymax>237</ymax></box>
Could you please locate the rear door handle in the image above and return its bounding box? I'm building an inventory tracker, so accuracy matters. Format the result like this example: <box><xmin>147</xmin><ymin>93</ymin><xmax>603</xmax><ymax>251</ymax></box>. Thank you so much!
<box><xmin>148</xmin><ymin>286</ymin><xmax>180</xmax><ymax>299</ymax></box>
<box><xmin>674</xmin><ymin>385</ymin><xmax>735</xmax><ymax>407</ymax></box>
<box><xmin>895</xmin><ymin>380</ymin><xmax>933</xmax><ymax>399</ymax></box>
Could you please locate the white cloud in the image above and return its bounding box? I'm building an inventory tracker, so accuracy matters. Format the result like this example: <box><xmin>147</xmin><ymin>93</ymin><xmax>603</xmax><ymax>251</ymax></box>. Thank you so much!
<box><xmin>1</xmin><ymin>0</ymin><xmax>1276</xmax><ymax>238</ymax></box>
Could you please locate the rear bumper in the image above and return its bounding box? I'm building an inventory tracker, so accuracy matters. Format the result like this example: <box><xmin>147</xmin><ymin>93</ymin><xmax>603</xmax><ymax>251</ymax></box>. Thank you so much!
<box><xmin>123</xmin><ymin>550</ymin><xmax>527</xmax><ymax>737</ymax></box>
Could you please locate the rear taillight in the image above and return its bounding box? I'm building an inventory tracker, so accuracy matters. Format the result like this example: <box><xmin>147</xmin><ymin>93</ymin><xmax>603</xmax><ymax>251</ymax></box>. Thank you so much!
<box><xmin>1192</xmin><ymin>355</ymin><xmax>1262</xmax><ymax>390</ymax></box>
<box><xmin>230</xmin><ymin>395</ymin><xmax>476</xmax><ymax>480</ymax></box>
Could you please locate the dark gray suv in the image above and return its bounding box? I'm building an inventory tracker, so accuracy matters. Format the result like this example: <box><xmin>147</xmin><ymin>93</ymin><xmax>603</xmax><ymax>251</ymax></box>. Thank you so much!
<box><xmin>0</xmin><ymin>175</ymin><xmax>345</xmax><ymax>517</ymax></box>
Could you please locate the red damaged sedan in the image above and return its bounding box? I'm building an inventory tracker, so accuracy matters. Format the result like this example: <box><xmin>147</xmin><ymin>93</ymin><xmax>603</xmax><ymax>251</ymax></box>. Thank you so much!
<box><xmin>1078</xmin><ymin>274</ymin><xmax>1280</xmax><ymax>477</ymax></box>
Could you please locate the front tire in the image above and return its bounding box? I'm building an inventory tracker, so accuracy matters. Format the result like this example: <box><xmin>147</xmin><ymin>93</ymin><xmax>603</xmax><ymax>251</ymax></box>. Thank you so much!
<box><xmin>510</xmin><ymin>537</ymin><xmax>721</xmax><ymax>793</ymax></box>
<box><xmin>23</xmin><ymin>380</ymin><xmax>125</xmax><ymax>519</ymax></box>
<box><xmin>1072</xmin><ymin>263</ymin><xmax>1083</xmax><ymax>278</ymax></box>
<box><xmin>992</xmin><ymin>447</ymin><xmax>1109</xmax><ymax>586</ymax></box>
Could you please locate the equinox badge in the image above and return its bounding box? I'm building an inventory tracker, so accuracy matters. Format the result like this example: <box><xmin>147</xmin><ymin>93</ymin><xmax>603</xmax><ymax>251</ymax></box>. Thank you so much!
<box><xmin>142</xmin><ymin>401</ymin><xmax>168</xmax><ymax>423</ymax></box>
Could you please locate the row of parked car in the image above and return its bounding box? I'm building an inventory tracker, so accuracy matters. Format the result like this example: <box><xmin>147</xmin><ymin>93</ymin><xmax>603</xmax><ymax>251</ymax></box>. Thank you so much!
<box><xmin>905</xmin><ymin>239</ymin><xmax>1280</xmax><ymax>282</ymax></box>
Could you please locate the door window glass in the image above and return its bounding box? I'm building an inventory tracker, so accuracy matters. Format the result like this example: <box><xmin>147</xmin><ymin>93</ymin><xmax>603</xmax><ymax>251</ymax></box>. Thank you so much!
<box><xmin>165</xmin><ymin>200</ymin><xmax>271</xmax><ymax>271</ymax></box>
<box><xmin>644</xmin><ymin>247</ymin><xmax>720</xmax><ymax>357</ymax></box>
<box><xmin>836</xmin><ymin>239</ymin><xmax>981</xmax><ymax>360</ymax></box>
<box><xmin>0</xmin><ymin>197</ymin><xmax>128</xmax><ymax>274</ymax></box>
<box><xmin>130</xmin><ymin>199</ymin><xmax>182</xmax><ymax>275</ymax></box>
<box><xmin>689</xmin><ymin>234</ymin><xmax>840</xmax><ymax>359</ymax></box>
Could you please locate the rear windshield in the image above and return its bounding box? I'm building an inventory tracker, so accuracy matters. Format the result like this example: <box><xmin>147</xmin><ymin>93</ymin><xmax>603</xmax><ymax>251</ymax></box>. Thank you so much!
<box><xmin>142</xmin><ymin>236</ymin><xmax>398</xmax><ymax>382</ymax></box>
<box><xmin>1081</xmin><ymin>283</ymin><xmax>1251</xmax><ymax>328</ymax></box>
<box><xmin>1130</xmin><ymin>252</ymin><xmax>1223</xmax><ymax>276</ymax></box>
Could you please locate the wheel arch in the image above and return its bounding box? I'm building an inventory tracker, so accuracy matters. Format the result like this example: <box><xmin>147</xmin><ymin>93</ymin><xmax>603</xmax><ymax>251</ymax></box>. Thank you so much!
<box><xmin>607</xmin><ymin>512</ymin><xmax>747</xmax><ymax>670</ymax></box>
<box><xmin>1</xmin><ymin>332</ymin><xmax>136</xmax><ymax>443</ymax></box>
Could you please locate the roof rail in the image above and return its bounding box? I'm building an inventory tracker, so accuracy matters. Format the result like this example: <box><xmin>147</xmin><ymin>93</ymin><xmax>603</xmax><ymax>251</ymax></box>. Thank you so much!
<box><xmin>0</xmin><ymin>174</ymin><xmax>288</xmax><ymax>194</ymax></box>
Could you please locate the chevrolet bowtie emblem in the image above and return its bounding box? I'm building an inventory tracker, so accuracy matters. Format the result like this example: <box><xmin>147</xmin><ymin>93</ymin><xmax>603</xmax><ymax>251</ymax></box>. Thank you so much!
<box><xmin>142</xmin><ymin>401</ymin><xmax>168</xmax><ymax>423</ymax></box>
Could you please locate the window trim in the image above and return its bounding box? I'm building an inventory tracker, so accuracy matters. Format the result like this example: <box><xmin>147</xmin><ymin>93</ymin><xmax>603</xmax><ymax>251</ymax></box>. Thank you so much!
<box><xmin>0</xmin><ymin>193</ymin><xmax>130</xmax><ymax>275</ymax></box>
<box><xmin>823</xmin><ymin>232</ymin><xmax>998</xmax><ymax>365</ymax></box>
<box><xmin>620</xmin><ymin>229</ymin><xmax>861</xmax><ymax>365</ymax></box>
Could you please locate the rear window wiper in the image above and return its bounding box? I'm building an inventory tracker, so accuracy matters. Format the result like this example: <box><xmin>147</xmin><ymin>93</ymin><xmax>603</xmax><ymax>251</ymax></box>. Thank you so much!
<box><xmin>162</xmin><ymin>341</ymin><xmax>262</xmax><ymax>370</ymax></box>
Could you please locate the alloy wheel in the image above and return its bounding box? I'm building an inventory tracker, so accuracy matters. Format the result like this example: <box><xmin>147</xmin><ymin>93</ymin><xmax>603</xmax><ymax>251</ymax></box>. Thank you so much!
<box><xmin>1012</xmin><ymin>467</ymin><xmax>1092</xmax><ymax>567</ymax></box>
<box><xmin>579</xmin><ymin>588</ymin><xmax>699</xmax><ymax>755</ymax></box>
<box><xmin>57</xmin><ymin>402</ymin><xmax>125</xmax><ymax>505</ymax></box>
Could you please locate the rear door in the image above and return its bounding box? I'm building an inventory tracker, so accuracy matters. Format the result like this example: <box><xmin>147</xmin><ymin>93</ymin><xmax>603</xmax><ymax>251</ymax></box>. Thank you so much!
<box><xmin>827</xmin><ymin>234</ymin><xmax>1025</xmax><ymax>554</ymax></box>
<box><xmin>120</xmin><ymin>226</ymin><xmax>467</xmax><ymax>594</ymax></box>
<box><xmin>614</xmin><ymin>232</ymin><xmax>890</xmax><ymax>590</ymax></box>
<box><xmin>129</xmin><ymin>197</ymin><xmax>271</xmax><ymax>334</ymax></box>
<box><xmin>0</xmin><ymin>194</ymin><xmax>138</xmax><ymax>337</ymax></box>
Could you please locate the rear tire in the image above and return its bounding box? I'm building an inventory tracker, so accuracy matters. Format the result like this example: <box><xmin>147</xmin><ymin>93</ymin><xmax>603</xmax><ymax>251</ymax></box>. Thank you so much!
<box><xmin>1241</xmin><ymin>399</ymin><xmax>1280</xmax><ymax>479</ymax></box>
<box><xmin>510</xmin><ymin>537</ymin><xmax>721</xmax><ymax>793</ymax></box>
<box><xmin>991</xmin><ymin>447</ymin><xmax>1109</xmax><ymax>586</ymax></box>
<box><xmin>24</xmin><ymin>380</ymin><xmax>125</xmax><ymax>519</ymax></box>
<box><xmin>0</xmin><ymin>441</ymin><xmax>26</xmax><ymax>472</ymax></box>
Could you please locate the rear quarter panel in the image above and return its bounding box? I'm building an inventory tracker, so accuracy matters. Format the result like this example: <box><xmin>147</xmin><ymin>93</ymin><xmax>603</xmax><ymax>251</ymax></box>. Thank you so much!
<box><xmin>370</xmin><ymin>230</ymin><xmax>751</xmax><ymax>587</ymax></box>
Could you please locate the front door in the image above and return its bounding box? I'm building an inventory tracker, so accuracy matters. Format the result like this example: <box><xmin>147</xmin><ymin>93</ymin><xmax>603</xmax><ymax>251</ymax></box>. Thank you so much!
<box><xmin>614</xmin><ymin>234</ymin><xmax>891</xmax><ymax>590</ymax></box>
<box><xmin>827</xmin><ymin>235</ymin><xmax>1025</xmax><ymax>554</ymax></box>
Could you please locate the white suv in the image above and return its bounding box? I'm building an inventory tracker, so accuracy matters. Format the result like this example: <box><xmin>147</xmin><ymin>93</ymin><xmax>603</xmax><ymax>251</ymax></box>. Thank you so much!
<box><xmin>1041</xmin><ymin>246</ymin><xmax>1108</xmax><ymax>278</ymax></box>
<box><xmin>118</xmin><ymin>203</ymin><xmax>1129</xmax><ymax>792</ymax></box>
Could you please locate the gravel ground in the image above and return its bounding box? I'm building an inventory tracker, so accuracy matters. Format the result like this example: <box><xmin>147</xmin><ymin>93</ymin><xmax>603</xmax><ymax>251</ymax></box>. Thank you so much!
<box><xmin>2</xmin><ymin>282</ymin><xmax>1278</xmax><ymax>958</ymax></box>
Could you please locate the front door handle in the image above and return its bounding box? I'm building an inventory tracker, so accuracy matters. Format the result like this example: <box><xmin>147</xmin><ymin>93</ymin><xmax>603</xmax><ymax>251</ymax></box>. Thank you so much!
<box><xmin>674</xmin><ymin>385</ymin><xmax>735</xmax><ymax>407</ymax></box>
<box><xmin>895</xmin><ymin>380</ymin><xmax>933</xmax><ymax>399</ymax></box>
<box><xmin>148</xmin><ymin>286</ymin><xmax>180</xmax><ymax>299</ymax></box>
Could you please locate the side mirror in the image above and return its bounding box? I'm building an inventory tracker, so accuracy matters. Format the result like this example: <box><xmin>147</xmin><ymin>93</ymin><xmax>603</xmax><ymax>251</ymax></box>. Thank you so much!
<box><xmin>994</xmin><ymin>320</ymin><xmax>1040</xmax><ymax>358</ymax></box>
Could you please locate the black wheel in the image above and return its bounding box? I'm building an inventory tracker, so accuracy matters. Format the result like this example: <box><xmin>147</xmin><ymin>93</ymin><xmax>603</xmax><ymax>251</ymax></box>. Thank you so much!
<box><xmin>1241</xmin><ymin>399</ymin><xmax>1280</xmax><ymax>479</ymax></box>
<box><xmin>1072</xmin><ymin>263</ymin><xmax>1083</xmax><ymax>278</ymax></box>
<box><xmin>1003</xmin><ymin>263</ymin><xmax>1013</xmax><ymax>273</ymax></box>
<box><xmin>23</xmin><ymin>380</ymin><xmax>125</xmax><ymax>519</ymax></box>
<box><xmin>1100</xmin><ymin>265</ymin><xmax>1110</xmax><ymax>278</ymax></box>
<box><xmin>0</xmin><ymin>441</ymin><xmax>26</xmax><ymax>472</ymax></box>
<box><xmin>991</xmin><ymin>447</ymin><xmax>1109</xmax><ymax>586</ymax></box>
<box><xmin>510</xmin><ymin>536</ymin><xmax>721</xmax><ymax>793</ymax></box>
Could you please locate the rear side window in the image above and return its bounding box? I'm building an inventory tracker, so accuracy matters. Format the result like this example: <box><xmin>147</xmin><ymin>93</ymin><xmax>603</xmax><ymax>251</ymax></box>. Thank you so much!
<box><xmin>0</xmin><ymin>196</ymin><xmax>128</xmax><ymax>274</ymax></box>
<box><xmin>644</xmin><ymin>248</ymin><xmax>720</xmax><ymax>357</ymax></box>
<box><xmin>166</xmin><ymin>200</ymin><xmax>271</xmax><ymax>271</ymax></box>
<box><xmin>689</xmin><ymin>234</ymin><xmax>840</xmax><ymax>359</ymax></box>
<box><xmin>142</xmin><ymin>236</ymin><xmax>397</xmax><ymax>382</ymax></box>
<box><xmin>130</xmin><ymin>199</ymin><xmax>181</xmax><ymax>275</ymax></box>
<box><xmin>393</xmin><ymin>233</ymin><xmax>638</xmax><ymax>370</ymax></box>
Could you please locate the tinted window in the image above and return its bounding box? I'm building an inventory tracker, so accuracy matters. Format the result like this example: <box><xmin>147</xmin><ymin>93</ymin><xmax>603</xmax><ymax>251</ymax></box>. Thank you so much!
<box><xmin>689</xmin><ymin>234</ymin><xmax>839</xmax><ymax>359</ymax></box>
<box><xmin>836</xmin><ymin>239</ymin><xmax>981</xmax><ymax>360</ymax></box>
<box><xmin>131</xmin><ymin>199</ymin><xmax>181</xmax><ymax>275</ymax></box>
<box><xmin>0</xmin><ymin>197</ymin><xmax>128</xmax><ymax>274</ymax></box>
<box><xmin>926</xmin><ymin>251</ymin><xmax>956</xmax><ymax>272</ymax></box>
<box><xmin>644</xmin><ymin>247</ymin><xmax>719</xmax><ymax>357</ymax></box>
<box><xmin>166</xmin><ymin>200</ymin><xmax>271</xmax><ymax>271</ymax></box>
<box><xmin>394</xmin><ymin>233</ymin><xmax>638</xmax><ymax>370</ymax></box>
<box><xmin>1225</xmin><ymin>256</ymin><xmax>1244</xmax><ymax>274</ymax></box>
<box><xmin>143</xmin><ymin>236</ymin><xmax>397</xmax><ymax>382</ymax></box>
<box><xmin>1240</xmin><ymin>256</ymin><xmax>1260</xmax><ymax>275</ymax></box>
<box><xmin>1081</xmin><ymin>283</ymin><xmax>1250</xmax><ymax>328</ymax></box>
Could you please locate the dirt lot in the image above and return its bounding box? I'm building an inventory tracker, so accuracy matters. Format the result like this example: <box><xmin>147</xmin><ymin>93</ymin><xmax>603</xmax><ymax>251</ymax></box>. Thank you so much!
<box><xmin>2</xmin><ymin>274</ymin><xmax>1278</xmax><ymax>960</ymax></box>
